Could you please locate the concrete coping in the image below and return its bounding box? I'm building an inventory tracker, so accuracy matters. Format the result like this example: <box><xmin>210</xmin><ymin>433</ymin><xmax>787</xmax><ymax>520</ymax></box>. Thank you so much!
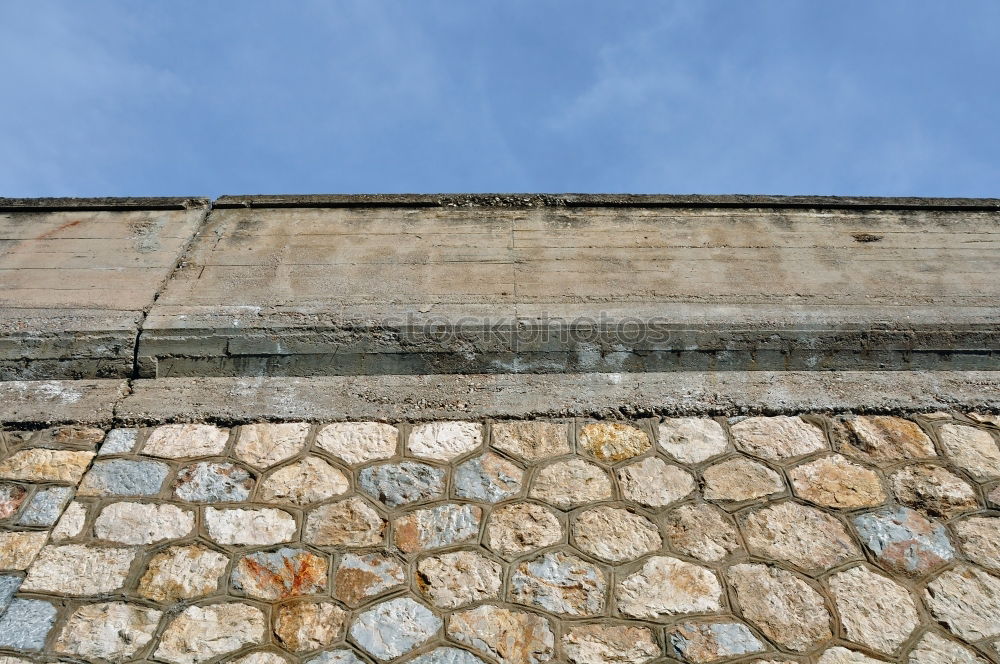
<box><xmin>2</xmin><ymin>193</ymin><xmax>1000</xmax><ymax>211</ymax></box>
<box><xmin>210</xmin><ymin>193</ymin><xmax>1000</xmax><ymax>210</ymax></box>
<box><xmin>0</xmin><ymin>197</ymin><xmax>211</xmax><ymax>212</ymax></box>
<box><xmin>3</xmin><ymin>371</ymin><xmax>1000</xmax><ymax>426</ymax></box>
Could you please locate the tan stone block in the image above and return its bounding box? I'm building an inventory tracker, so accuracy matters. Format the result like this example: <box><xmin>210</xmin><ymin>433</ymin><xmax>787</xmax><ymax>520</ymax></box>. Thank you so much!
<box><xmin>303</xmin><ymin>496</ymin><xmax>385</xmax><ymax>547</ymax></box>
<box><xmin>658</xmin><ymin>417</ymin><xmax>728</xmax><ymax>464</ymax></box>
<box><xmin>155</xmin><ymin>603</ymin><xmax>265</xmax><ymax>664</ymax></box>
<box><xmin>234</xmin><ymin>422</ymin><xmax>309</xmax><ymax>468</ymax></box>
<box><xmin>841</xmin><ymin>416</ymin><xmax>936</xmax><ymax>464</ymax></box>
<box><xmin>617</xmin><ymin>555</ymin><xmax>722</xmax><ymax>618</ymax></box>
<box><xmin>727</xmin><ymin>563</ymin><xmax>832</xmax><ymax>653</ymax></box>
<box><xmin>0</xmin><ymin>531</ymin><xmax>47</xmax><ymax>570</ymax></box>
<box><xmin>315</xmin><ymin>421</ymin><xmax>398</xmax><ymax>465</ymax></box>
<box><xmin>562</xmin><ymin>624</ymin><xmax>660</xmax><ymax>664</ymax></box>
<box><xmin>138</xmin><ymin>544</ymin><xmax>229</xmax><ymax>602</ymax></box>
<box><xmin>204</xmin><ymin>506</ymin><xmax>296</xmax><ymax>546</ymax></box>
<box><xmin>618</xmin><ymin>457</ymin><xmax>695</xmax><ymax>507</ymax></box>
<box><xmin>22</xmin><ymin>544</ymin><xmax>135</xmax><ymax>595</ymax></box>
<box><xmin>54</xmin><ymin>602</ymin><xmax>161</xmax><ymax>661</ymax></box>
<box><xmin>663</xmin><ymin>503</ymin><xmax>742</xmax><ymax>562</ymax></box>
<box><xmin>408</xmin><ymin>421</ymin><xmax>482</xmax><ymax>461</ymax></box>
<box><xmin>0</xmin><ymin>448</ymin><xmax>94</xmax><ymax>483</ymax></box>
<box><xmin>417</xmin><ymin>550</ymin><xmax>502</xmax><ymax>609</ymax></box>
<box><xmin>274</xmin><ymin>601</ymin><xmax>347</xmax><ymax>652</ymax></box>
<box><xmin>828</xmin><ymin>565</ymin><xmax>919</xmax><ymax>655</ymax></box>
<box><xmin>740</xmin><ymin>501</ymin><xmax>858</xmax><ymax>573</ymax></box>
<box><xmin>890</xmin><ymin>464</ymin><xmax>977</xmax><ymax>518</ymax></box>
<box><xmin>258</xmin><ymin>455</ymin><xmax>349</xmax><ymax>505</ymax></box>
<box><xmin>492</xmin><ymin>421</ymin><xmax>570</xmax><ymax>462</ymax></box>
<box><xmin>448</xmin><ymin>604</ymin><xmax>554</xmax><ymax>664</ymax></box>
<box><xmin>703</xmin><ymin>456</ymin><xmax>784</xmax><ymax>503</ymax></box>
<box><xmin>907</xmin><ymin>632</ymin><xmax>988</xmax><ymax>664</ymax></box>
<box><xmin>487</xmin><ymin>502</ymin><xmax>562</xmax><ymax>558</ymax></box>
<box><xmin>529</xmin><ymin>458</ymin><xmax>612</xmax><ymax>508</ymax></box>
<box><xmin>143</xmin><ymin>424</ymin><xmax>230</xmax><ymax>459</ymax></box>
<box><xmin>939</xmin><ymin>424</ymin><xmax>1000</xmax><ymax>480</ymax></box>
<box><xmin>334</xmin><ymin>552</ymin><xmax>406</xmax><ymax>607</ymax></box>
<box><xmin>394</xmin><ymin>503</ymin><xmax>481</xmax><ymax>553</ymax></box>
<box><xmin>94</xmin><ymin>502</ymin><xmax>194</xmax><ymax>545</ymax></box>
<box><xmin>789</xmin><ymin>455</ymin><xmax>885</xmax><ymax>509</ymax></box>
<box><xmin>731</xmin><ymin>416</ymin><xmax>826</xmax><ymax>460</ymax></box>
<box><xmin>572</xmin><ymin>507</ymin><xmax>660</xmax><ymax>563</ymax></box>
<box><xmin>954</xmin><ymin>516</ymin><xmax>1000</xmax><ymax>571</ymax></box>
<box><xmin>924</xmin><ymin>564</ymin><xmax>1000</xmax><ymax>641</ymax></box>
<box><xmin>579</xmin><ymin>422</ymin><xmax>650</xmax><ymax>462</ymax></box>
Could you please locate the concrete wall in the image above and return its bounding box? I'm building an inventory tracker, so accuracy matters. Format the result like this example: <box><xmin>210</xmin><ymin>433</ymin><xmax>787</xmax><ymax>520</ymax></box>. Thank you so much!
<box><xmin>2</xmin><ymin>195</ymin><xmax>1000</xmax><ymax>380</ymax></box>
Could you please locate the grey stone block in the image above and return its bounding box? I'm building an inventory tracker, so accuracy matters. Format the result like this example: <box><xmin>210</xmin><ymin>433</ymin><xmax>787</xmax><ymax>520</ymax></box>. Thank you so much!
<box><xmin>359</xmin><ymin>462</ymin><xmax>445</xmax><ymax>508</ymax></box>
<box><xmin>78</xmin><ymin>459</ymin><xmax>170</xmax><ymax>497</ymax></box>
<box><xmin>98</xmin><ymin>428</ymin><xmax>138</xmax><ymax>455</ymax></box>
<box><xmin>0</xmin><ymin>575</ymin><xmax>21</xmax><ymax>615</ymax></box>
<box><xmin>16</xmin><ymin>486</ymin><xmax>73</xmax><ymax>526</ymax></box>
<box><xmin>0</xmin><ymin>598</ymin><xmax>57</xmax><ymax>650</ymax></box>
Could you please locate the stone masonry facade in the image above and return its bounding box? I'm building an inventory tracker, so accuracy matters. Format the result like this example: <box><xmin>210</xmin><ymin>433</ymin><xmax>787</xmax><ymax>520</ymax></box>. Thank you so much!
<box><xmin>1</xmin><ymin>414</ymin><xmax>1000</xmax><ymax>664</ymax></box>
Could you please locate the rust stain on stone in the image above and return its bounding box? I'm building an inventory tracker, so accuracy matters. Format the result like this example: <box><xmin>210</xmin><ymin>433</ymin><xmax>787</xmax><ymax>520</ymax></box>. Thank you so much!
<box><xmin>0</xmin><ymin>483</ymin><xmax>28</xmax><ymax>519</ymax></box>
<box><xmin>233</xmin><ymin>549</ymin><xmax>327</xmax><ymax>600</ymax></box>
<box><xmin>394</xmin><ymin>517</ymin><xmax>420</xmax><ymax>553</ymax></box>
<box><xmin>46</xmin><ymin>425</ymin><xmax>105</xmax><ymax>446</ymax></box>
<box><xmin>335</xmin><ymin>567</ymin><xmax>382</xmax><ymax>606</ymax></box>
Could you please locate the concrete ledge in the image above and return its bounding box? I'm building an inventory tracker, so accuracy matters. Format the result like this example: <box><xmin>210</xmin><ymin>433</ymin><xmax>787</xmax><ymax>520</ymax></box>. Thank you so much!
<box><xmin>2</xmin><ymin>193</ymin><xmax>1000</xmax><ymax>211</ymax></box>
<box><xmin>0</xmin><ymin>379</ymin><xmax>128</xmax><ymax>425</ymax></box>
<box><xmin>3</xmin><ymin>371</ymin><xmax>997</xmax><ymax>426</ymax></box>
<box><xmin>137</xmin><ymin>304</ymin><xmax>1000</xmax><ymax>377</ymax></box>
<box><xmin>215</xmin><ymin>193</ymin><xmax>1000</xmax><ymax>210</ymax></box>
<box><xmin>0</xmin><ymin>197</ymin><xmax>210</xmax><ymax>211</ymax></box>
<box><xmin>0</xmin><ymin>309</ymin><xmax>140</xmax><ymax>380</ymax></box>
<box><xmin>115</xmin><ymin>371</ymin><xmax>1000</xmax><ymax>424</ymax></box>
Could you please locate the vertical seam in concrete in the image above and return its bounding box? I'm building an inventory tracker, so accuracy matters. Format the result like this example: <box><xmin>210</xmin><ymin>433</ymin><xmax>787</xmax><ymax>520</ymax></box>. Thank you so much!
<box><xmin>510</xmin><ymin>215</ymin><xmax>519</xmax><ymax>361</ymax></box>
<box><xmin>118</xmin><ymin>202</ymin><xmax>215</xmax><ymax>408</ymax></box>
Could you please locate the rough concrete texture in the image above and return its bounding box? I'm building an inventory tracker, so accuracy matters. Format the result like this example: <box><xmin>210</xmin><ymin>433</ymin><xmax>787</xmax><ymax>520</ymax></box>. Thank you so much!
<box><xmin>116</xmin><ymin>371</ymin><xmax>1000</xmax><ymax>424</ymax></box>
<box><xmin>0</xmin><ymin>414</ymin><xmax>997</xmax><ymax>663</ymax></box>
<box><xmin>4</xmin><ymin>371</ymin><xmax>1000</xmax><ymax>426</ymax></box>
<box><xmin>0</xmin><ymin>379</ymin><xmax>127</xmax><ymax>424</ymax></box>
<box><xmin>138</xmin><ymin>203</ymin><xmax>1000</xmax><ymax>377</ymax></box>
<box><xmin>3</xmin><ymin>196</ymin><xmax>1000</xmax><ymax>379</ymax></box>
<box><xmin>0</xmin><ymin>203</ymin><xmax>208</xmax><ymax>380</ymax></box>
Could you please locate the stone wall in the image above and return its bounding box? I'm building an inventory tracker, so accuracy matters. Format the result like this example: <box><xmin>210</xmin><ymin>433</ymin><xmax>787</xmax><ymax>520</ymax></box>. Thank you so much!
<box><xmin>1</xmin><ymin>414</ymin><xmax>999</xmax><ymax>664</ymax></box>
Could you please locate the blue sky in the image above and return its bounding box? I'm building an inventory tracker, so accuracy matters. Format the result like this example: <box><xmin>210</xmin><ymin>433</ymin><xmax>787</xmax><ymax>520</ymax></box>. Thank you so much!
<box><xmin>1</xmin><ymin>2</ymin><xmax>998</xmax><ymax>197</ymax></box>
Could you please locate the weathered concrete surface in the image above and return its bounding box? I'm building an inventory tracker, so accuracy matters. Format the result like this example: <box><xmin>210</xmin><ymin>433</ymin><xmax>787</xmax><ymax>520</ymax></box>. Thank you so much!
<box><xmin>138</xmin><ymin>201</ymin><xmax>1000</xmax><ymax>377</ymax></box>
<box><xmin>114</xmin><ymin>371</ymin><xmax>1000</xmax><ymax>424</ymax></box>
<box><xmin>3</xmin><ymin>370</ymin><xmax>994</xmax><ymax>426</ymax></box>
<box><xmin>0</xmin><ymin>379</ymin><xmax>128</xmax><ymax>424</ymax></box>
<box><xmin>213</xmin><ymin>193</ymin><xmax>1000</xmax><ymax>209</ymax></box>
<box><xmin>0</xmin><ymin>200</ymin><xmax>209</xmax><ymax>379</ymax></box>
<box><xmin>3</xmin><ymin>195</ymin><xmax>1000</xmax><ymax>379</ymax></box>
